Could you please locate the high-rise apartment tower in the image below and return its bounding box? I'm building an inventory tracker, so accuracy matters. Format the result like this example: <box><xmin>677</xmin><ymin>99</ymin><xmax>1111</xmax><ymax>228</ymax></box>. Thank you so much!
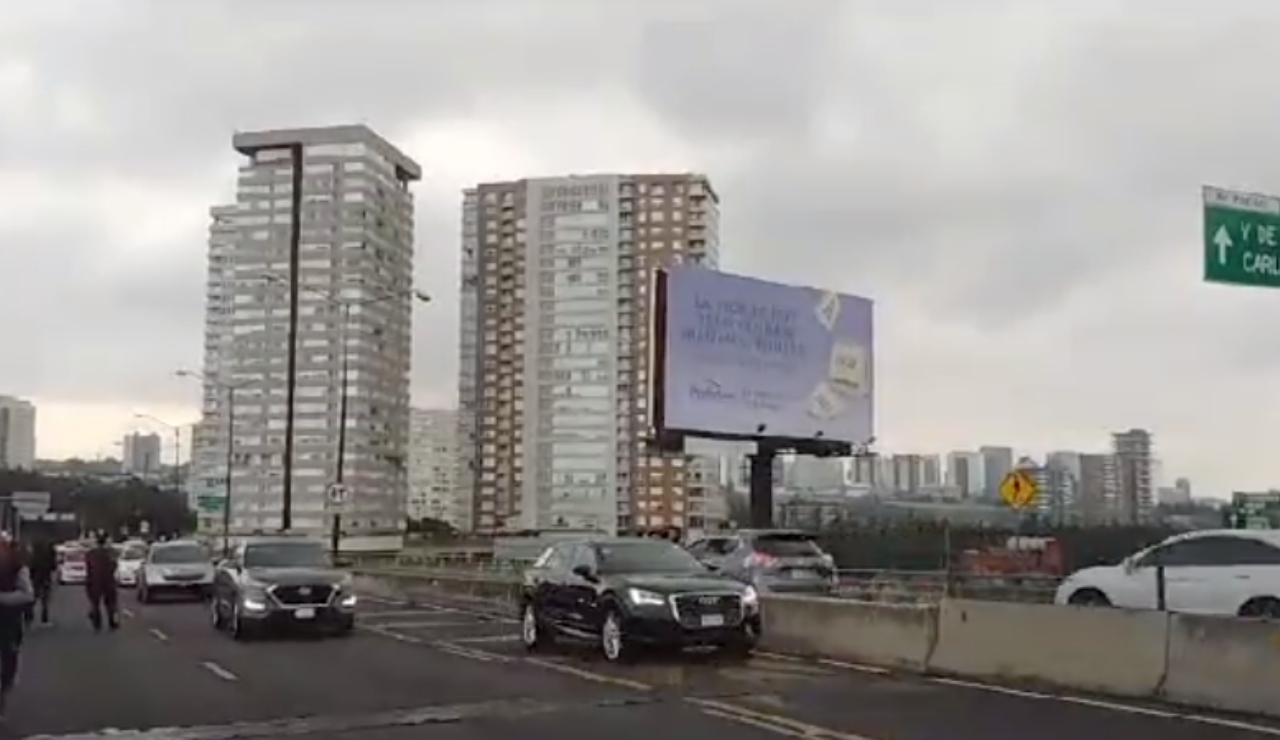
<box><xmin>192</xmin><ymin>125</ymin><xmax>421</xmax><ymax>539</ymax></box>
<box><xmin>457</xmin><ymin>174</ymin><xmax>721</xmax><ymax>534</ymax></box>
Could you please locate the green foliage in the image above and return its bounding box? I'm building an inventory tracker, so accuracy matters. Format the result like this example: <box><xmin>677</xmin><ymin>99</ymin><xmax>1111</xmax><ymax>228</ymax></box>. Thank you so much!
<box><xmin>0</xmin><ymin>470</ymin><xmax>194</xmax><ymax>540</ymax></box>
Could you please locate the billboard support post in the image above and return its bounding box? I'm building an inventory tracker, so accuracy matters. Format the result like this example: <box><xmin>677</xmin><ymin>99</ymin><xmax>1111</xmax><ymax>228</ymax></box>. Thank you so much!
<box><xmin>748</xmin><ymin>440</ymin><xmax>783</xmax><ymax>528</ymax></box>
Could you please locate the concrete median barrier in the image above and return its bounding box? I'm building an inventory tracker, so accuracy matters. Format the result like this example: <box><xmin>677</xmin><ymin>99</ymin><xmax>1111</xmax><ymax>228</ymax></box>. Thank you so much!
<box><xmin>1161</xmin><ymin>613</ymin><xmax>1280</xmax><ymax>716</ymax></box>
<box><xmin>759</xmin><ymin>595</ymin><xmax>937</xmax><ymax>670</ymax></box>
<box><xmin>928</xmin><ymin>598</ymin><xmax>1169</xmax><ymax>698</ymax></box>
<box><xmin>351</xmin><ymin>568</ymin><xmax>1280</xmax><ymax>720</ymax></box>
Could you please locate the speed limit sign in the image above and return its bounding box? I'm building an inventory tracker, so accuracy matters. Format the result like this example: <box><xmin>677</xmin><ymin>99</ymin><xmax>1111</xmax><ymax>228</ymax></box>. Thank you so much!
<box><xmin>326</xmin><ymin>483</ymin><xmax>350</xmax><ymax>511</ymax></box>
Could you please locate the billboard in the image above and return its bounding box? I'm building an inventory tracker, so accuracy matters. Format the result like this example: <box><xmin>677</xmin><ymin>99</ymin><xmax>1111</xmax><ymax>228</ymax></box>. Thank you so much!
<box><xmin>654</xmin><ymin>266</ymin><xmax>874</xmax><ymax>444</ymax></box>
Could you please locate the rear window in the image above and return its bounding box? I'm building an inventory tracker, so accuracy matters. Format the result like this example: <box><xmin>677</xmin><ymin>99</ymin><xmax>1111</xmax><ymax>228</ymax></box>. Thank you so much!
<box><xmin>753</xmin><ymin>535</ymin><xmax>824</xmax><ymax>557</ymax></box>
<box><xmin>64</xmin><ymin>551</ymin><xmax>85</xmax><ymax>563</ymax></box>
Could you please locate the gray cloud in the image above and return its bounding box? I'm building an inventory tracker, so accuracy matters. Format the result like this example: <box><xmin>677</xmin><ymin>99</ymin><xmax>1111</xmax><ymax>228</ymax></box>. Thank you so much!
<box><xmin>5</xmin><ymin>0</ymin><xmax>1280</xmax><ymax>490</ymax></box>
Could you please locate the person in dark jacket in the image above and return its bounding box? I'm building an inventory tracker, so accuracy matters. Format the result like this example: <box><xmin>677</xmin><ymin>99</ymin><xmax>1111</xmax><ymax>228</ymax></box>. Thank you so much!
<box><xmin>0</xmin><ymin>532</ymin><xmax>34</xmax><ymax>716</ymax></box>
<box><xmin>25</xmin><ymin>538</ymin><xmax>55</xmax><ymax>626</ymax></box>
<box><xmin>84</xmin><ymin>533</ymin><xmax>119</xmax><ymax>632</ymax></box>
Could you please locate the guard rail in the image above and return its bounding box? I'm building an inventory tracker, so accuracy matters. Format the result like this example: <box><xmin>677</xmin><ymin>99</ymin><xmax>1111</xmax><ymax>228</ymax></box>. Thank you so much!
<box><xmin>352</xmin><ymin>568</ymin><xmax>1280</xmax><ymax>720</ymax></box>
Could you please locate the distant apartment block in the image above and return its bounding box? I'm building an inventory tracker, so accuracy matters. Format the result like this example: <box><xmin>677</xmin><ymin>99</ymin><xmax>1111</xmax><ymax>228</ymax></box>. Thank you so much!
<box><xmin>457</xmin><ymin>173</ymin><xmax>722</xmax><ymax>535</ymax></box>
<box><xmin>121</xmin><ymin>432</ymin><xmax>163</xmax><ymax>476</ymax></box>
<box><xmin>407</xmin><ymin>408</ymin><xmax>462</xmax><ymax>528</ymax></box>
<box><xmin>0</xmin><ymin>396</ymin><xmax>35</xmax><ymax>470</ymax></box>
<box><xmin>1112</xmin><ymin>428</ymin><xmax>1155</xmax><ymax>523</ymax></box>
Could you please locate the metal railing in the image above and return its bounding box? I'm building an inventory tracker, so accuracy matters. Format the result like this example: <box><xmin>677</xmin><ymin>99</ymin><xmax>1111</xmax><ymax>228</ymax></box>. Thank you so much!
<box><xmin>351</xmin><ymin>552</ymin><xmax>1063</xmax><ymax>605</ymax></box>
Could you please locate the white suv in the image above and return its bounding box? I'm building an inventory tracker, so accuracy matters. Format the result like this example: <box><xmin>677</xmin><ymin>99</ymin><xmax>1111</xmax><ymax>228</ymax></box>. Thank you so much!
<box><xmin>1054</xmin><ymin>529</ymin><xmax>1280</xmax><ymax>618</ymax></box>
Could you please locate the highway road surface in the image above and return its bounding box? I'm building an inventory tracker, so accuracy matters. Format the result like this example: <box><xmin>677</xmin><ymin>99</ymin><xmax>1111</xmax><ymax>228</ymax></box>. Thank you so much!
<box><xmin>7</xmin><ymin>586</ymin><xmax>1280</xmax><ymax>739</ymax></box>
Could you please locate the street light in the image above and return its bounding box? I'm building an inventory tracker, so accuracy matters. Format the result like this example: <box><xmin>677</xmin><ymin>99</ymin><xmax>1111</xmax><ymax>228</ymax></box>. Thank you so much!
<box><xmin>134</xmin><ymin>413</ymin><xmax>184</xmax><ymax>495</ymax></box>
<box><xmin>175</xmin><ymin>369</ymin><xmax>251</xmax><ymax>557</ymax></box>
<box><xmin>260</xmin><ymin>273</ymin><xmax>430</xmax><ymax>557</ymax></box>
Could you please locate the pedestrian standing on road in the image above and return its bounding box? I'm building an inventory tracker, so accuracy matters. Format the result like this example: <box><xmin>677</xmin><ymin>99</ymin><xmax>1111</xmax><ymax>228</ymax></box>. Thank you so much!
<box><xmin>84</xmin><ymin>533</ymin><xmax>119</xmax><ymax>632</ymax></box>
<box><xmin>26</xmin><ymin>537</ymin><xmax>56</xmax><ymax>627</ymax></box>
<box><xmin>0</xmin><ymin>531</ymin><xmax>35</xmax><ymax>717</ymax></box>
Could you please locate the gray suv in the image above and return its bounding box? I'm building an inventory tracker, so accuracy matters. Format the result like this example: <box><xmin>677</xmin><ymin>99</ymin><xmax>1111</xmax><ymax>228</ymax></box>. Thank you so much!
<box><xmin>687</xmin><ymin>530</ymin><xmax>838</xmax><ymax>595</ymax></box>
<box><xmin>210</xmin><ymin>537</ymin><xmax>357</xmax><ymax>640</ymax></box>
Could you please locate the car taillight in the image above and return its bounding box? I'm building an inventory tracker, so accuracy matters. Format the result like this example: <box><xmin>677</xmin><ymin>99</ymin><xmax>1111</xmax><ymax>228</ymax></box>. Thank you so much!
<box><xmin>746</xmin><ymin>553</ymin><xmax>779</xmax><ymax>569</ymax></box>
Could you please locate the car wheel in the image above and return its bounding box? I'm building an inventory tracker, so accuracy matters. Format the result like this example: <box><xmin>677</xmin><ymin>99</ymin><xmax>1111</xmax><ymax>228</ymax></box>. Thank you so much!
<box><xmin>600</xmin><ymin>608</ymin><xmax>634</xmax><ymax>663</ymax></box>
<box><xmin>520</xmin><ymin>602</ymin><xmax>554</xmax><ymax>652</ymax></box>
<box><xmin>1067</xmin><ymin>588</ymin><xmax>1112</xmax><ymax>607</ymax></box>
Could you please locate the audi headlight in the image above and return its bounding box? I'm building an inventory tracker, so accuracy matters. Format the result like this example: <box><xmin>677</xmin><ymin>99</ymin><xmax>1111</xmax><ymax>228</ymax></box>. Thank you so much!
<box><xmin>626</xmin><ymin>588</ymin><xmax>667</xmax><ymax>606</ymax></box>
<box><xmin>742</xmin><ymin>585</ymin><xmax>759</xmax><ymax>606</ymax></box>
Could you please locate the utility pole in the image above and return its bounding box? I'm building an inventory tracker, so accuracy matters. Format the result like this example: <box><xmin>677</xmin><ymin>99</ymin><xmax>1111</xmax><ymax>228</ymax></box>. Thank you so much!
<box><xmin>281</xmin><ymin>143</ymin><xmax>304</xmax><ymax>533</ymax></box>
<box><xmin>331</xmin><ymin>303</ymin><xmax>351</xmax><ymax>559</ymax></box>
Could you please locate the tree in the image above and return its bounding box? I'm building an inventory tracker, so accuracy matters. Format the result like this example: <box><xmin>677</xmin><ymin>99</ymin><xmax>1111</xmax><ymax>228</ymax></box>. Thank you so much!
<box><xmin>0</xmin><ymin>470</ymin><xmax>195</xmax><ymax>540</ymax></box>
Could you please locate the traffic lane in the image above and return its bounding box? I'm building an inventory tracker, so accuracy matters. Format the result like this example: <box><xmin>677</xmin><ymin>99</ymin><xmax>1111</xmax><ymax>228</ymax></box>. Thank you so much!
<box><xmin>124</xmin><ymin>597</ymin><xmax>640</xmax><ymax>718</ymax></box>
<box><xmin>14</xmin><ymin>586</ymin><xmax>248</xmax><ymax>737</ymax></box>
<box><xmin>361</xmin><ymin>595</ymin><xmax>1280</xmax><ymax>740</ymax></box>
<box><xmin>26</xmin><ymin>692</ymin><xmax>879</xmax><ymax>740</ymax></box>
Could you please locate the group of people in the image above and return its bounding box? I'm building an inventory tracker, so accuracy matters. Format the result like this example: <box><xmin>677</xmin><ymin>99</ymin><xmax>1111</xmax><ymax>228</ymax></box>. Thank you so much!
<box><xmin>0</xmin><ymin>532</ymin><xmax>122</xmax><ymax>717</ymax></box>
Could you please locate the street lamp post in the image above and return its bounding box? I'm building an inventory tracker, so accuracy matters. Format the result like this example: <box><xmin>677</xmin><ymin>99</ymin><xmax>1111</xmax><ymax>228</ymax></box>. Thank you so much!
<box><xmin>261</xmin><ymin>274</ymin><xmax>429</xmax><ymax>558</ymax></box>
<box><xmin>175</xmin><ymin>370</ymin><xmax>248</xmax><ymax>557</ymax></box>
<box><xmin>134</xmin><ymin>413</ymin><xmax>183</xmax><ymax>495</ymax></box>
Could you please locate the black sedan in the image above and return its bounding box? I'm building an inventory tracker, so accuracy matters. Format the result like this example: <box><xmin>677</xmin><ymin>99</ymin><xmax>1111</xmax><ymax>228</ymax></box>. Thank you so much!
<box><xmin>519</xmin><ymin>537</ymin><xmax>761</xmax><ymax>662</ymax></box>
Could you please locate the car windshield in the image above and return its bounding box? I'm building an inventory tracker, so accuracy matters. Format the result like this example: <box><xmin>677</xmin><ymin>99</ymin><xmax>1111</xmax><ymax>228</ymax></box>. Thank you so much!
<box><xmin>596</xmin><ymin>541</ymin><xmax>706</xmax><ymax>574</ymax></box>
<box><xmin>119</xmin><ymin>545</ymin><xmax>147</xmax><ymax>561</ymax></box>
<box><xmin>151</xmin><ymin>545</ymin><xmax>207</xmax><ymax>564</ymax></box>
<box><xmin>244</xmin><ymin>542</ymin><xmax>330</xmax><ymax>569</ymax></box>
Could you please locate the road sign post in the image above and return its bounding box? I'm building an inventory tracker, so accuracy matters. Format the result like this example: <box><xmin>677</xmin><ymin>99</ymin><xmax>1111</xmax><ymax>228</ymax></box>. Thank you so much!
<box><xmin>1203</xmin><ymin>185</ymin><xmax>1280</xmax><ymax>288</ymax></box>
<box><xmin>999</xmin><ymin>470</ymin><xmax>1039</xmax><ymax>510</ymax></box>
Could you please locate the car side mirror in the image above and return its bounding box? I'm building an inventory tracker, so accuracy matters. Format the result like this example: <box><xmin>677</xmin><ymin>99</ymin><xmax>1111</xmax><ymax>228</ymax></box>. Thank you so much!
<box><xmin>1122</xmin><ymin>556</ymin><xmax>1136</xmax><ymax>574</ymax></box>
<box><xmin>704</xmin><ymin>561</ymin><xmax>721</xmax><ymax>572</ymax></box>
<box><xmin>572</xmin><ymin>564</ymin><xmax>597</xmax><ymax>582</ymax></box>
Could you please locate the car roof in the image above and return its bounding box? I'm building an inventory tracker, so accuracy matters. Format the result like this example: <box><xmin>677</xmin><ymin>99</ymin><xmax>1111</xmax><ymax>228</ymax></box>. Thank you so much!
<box><xmin>1165</xmin><ymin>528</ymin><xmax>1280</xmax><ymax>547</ymax></box>
<box><xmin>243</xmin><ymin>537</ymin><xmax>324</xmax><ymax>547</ymax></box>
<box><xmin>150</xmin><ymin>539</ymin><xmax>203</xmax><ymax>549</ymax></box>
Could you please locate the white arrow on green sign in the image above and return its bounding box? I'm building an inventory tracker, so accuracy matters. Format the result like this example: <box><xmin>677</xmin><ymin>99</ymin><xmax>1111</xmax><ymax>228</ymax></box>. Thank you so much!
<box><xmin>1203</xmin><ymin>185</ymin><xmax>1280</xmax><ymax>288</ymax></box>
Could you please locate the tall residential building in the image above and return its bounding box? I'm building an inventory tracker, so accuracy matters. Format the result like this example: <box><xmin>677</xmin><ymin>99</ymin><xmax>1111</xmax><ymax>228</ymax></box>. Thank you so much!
<box><xmin>407</xmin><ymin>408</ymin><xmax>462</xmax><ymax>527</ymax></box>
<box><xmin>191</xmin><ymin>125</ymin><xmax>421</xmax><ymax>538</ymax></box>
<box><xmin>945</xmin><ymin>451</ymin><xmax>985</xmax><ymax>498</ymax></box>
<box><xmin>121</xmin><ymin>432</ymin><xmax>163</xmax><ymax>476</ymax></box>
<box><xmin>782</xmin><ymin>456</ymin><xmax>846</xmax><ymax>491</ymax></box>
<box><xmin>457</xmin><ymin>173</ymin><xmax>721</xmax><ymax>534</ymax></box>
<box><xmin>979</xmin><ymin>446</ymin><xmax>1014</xmax><ymax>499</ymax></box>
<box><xmin>1112</xmin><ymin>428</ymin><xmax>1155</xmax><ymax>524</ymax></box>
<box><xmin>0</xmin><ymin>396</ymin><xmax>35</xmax><ymax>470</ymax></box>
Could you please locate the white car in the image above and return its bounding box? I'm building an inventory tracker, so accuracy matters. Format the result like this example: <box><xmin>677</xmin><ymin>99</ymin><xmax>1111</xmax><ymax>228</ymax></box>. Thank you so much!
<box><xmin>138</xmin><ymin>540</ymin><xmax>215</xmax><ymax>603</ymax></box>
<box><xmin>58</xmin><ymin>549</ymin><xmax>87</xmax><ymax>585</ymax></box>
<box><xmin>115</xmin><ymin>542</ymin><xmax>148</xmax><ymax>588</ymax></box>
<box><xmin>1054</xmin><ymin>528</ymin><xmax>1280</xmax><ymax>618</ymax></box>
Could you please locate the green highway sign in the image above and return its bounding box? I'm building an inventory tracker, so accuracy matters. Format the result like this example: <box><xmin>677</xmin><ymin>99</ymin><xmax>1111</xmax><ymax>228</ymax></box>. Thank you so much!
<box><xmin>1203</xmin><ymin>185</ymin><xmax>1280</xmax><ymax>288</ymax></box>
<box><xmin>196</xmin><ymin>495</ymin><xmax>226</xmax><ymax>513</ymax></box>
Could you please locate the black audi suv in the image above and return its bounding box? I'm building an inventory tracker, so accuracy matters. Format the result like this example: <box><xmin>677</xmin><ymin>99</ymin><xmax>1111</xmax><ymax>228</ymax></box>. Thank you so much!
<box><xmin>519</xmin><ymin>537</ymin><xmax>762</xmax><ymax>662</ymax></box>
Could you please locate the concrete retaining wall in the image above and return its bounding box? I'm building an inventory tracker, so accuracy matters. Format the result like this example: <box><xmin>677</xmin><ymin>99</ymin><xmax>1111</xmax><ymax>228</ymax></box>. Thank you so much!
<box><xmin>759</xmin><ymin>596</ymin><xmax>936</xmax><ymax>670</ymax></box>
<box><xmin>354</xmin><ymin>569</ymin><xmax>1280</xmax><ymax>720</ymax></box>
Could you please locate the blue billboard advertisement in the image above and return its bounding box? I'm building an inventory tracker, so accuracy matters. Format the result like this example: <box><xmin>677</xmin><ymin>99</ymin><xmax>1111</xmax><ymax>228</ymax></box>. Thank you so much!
<box><xmin>658</xmin><ymin>267</ymin><xmax>874</xmax><ymax>444</ymax></box>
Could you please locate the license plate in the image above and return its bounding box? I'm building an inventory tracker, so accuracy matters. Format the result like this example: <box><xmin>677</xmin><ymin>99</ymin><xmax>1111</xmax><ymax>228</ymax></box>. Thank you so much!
<box><xmin>789</xmin><ymin>569</ymin><xmax>814</xmax><ymax>579</ymax></box>
<box><xmin>700</xmin><ymin>614</ymin><xmax>725</xmax><ymax>628</ymax></box>
<box><xmin>294</xmin><ymin>608</ymin><xmax>316</xmax><ymax>619</ymax></box>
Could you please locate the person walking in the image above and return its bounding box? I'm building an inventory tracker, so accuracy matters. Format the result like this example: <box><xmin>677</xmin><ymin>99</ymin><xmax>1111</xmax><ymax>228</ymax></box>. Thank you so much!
<box><xmin>0</xmin><ymin>532</ymin><xmax>35</xmax><ymax>717</ymax></box>
<box><xmin>25</xmin><ymin>537</ymin><xmax>56</xmax><ymax>627</ymax></box>
<box><xmin>84</xmin><ymin>533</ymin><xmax>119</xmax><ymax>632</ymax></box>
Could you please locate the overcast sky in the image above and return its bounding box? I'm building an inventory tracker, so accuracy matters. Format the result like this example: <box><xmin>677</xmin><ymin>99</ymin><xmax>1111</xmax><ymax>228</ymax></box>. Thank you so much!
<box><xmin>4</xmin><ymin>0</ymin><xmax>1280</xmax><ymax>496</ymax></box>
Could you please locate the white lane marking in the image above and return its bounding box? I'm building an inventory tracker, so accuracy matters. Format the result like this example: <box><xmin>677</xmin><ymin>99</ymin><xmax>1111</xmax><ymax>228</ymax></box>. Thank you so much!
<box><xmin>360</xmin><ymin>609</ymin><xmax>451</xmax><ymax>619</ymax></box>
<box><xmin>366</xmin><ymin>620</ymin><xmax>484</xmax><ymax>630</ymax></box>
<box><xmin>361</xmin><ymin>624</ymin><xmax>512</xmax><ymax>663</ymax></box>
<box><xmin>930</xmin><ymin>677</ymin><xmax>1048</xmax><ymax>699</ymax></box>
<box><xmin>1186</xmin><ymin>715</ymin><xmax>1280</xmax><ymax>736</ymax></box>
<box><xmin>523</xmin><ymin>657</ymin><xmax>653</xmax><ymax>692</ymax></box>
<box><xmin>1056</xmin><ymin>695</ymin><xmax>1174</xmax><ymax>718</ymax></box>
<box><xmin>120</xmin><ymin>608</ymin><xmax>135</xmax><ymax>618</ymax></box>
<box><xmin>200</xmin><ymin>661</ymin><xmax>237</xmax><ymax>682</ymax></box>
<box><xmin>448</xmin><ymin>634</ymin><xmax>521</xmax><ymax>644</ymax></box>
<box><xmin>816</xmin><ymin>658</ymin><xmax>889</xmax><ymax>674</ymax></box>
<box><xmin>690</xmin><ymin>698</ymin><xmax>877</xmax><ymax>740</ymax></box>
<box><xmin>754</xmin><ymin>650</ymin><xmax>803</xmax><ymax>662</ymax></box>
<box><xmin>148</xmin><ymin>628</ymin><xmax>169</xmax><ymax>642</ymax></box>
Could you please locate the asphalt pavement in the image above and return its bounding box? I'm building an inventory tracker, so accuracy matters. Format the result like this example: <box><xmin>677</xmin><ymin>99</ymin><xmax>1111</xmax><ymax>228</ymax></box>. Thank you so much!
<box><xmin>6</xmin><ymin>584</ymin><xmax>1280</xmax><ymax>740</ymax></box>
